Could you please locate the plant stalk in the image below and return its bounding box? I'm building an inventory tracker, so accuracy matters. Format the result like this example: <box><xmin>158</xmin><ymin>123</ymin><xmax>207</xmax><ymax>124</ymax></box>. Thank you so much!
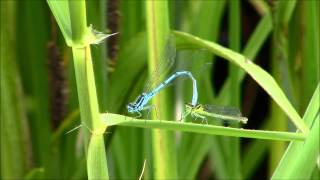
<box><xmin>68</xmin><ymin>1</ymin><xmax>109</xmax><ymax>179</ymax></box>
<box><xmin>146</xmin><ymin>0</ymin><xmax>177</xmax><ymax>178</ymax></box>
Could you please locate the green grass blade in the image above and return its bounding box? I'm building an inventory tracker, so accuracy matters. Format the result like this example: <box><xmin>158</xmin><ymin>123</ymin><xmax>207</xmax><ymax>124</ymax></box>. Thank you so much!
<box><xmin>25</xmin><ymin>168</ymin><xmax>45</xmax><ymax>180</ymax></box>
<box><xmin>178</xmin><ymin>135</ymin><xmax>211</xmax><ymax>179</ymax></box>
<box><xmin>71</xmin><ymin>46</ymin><xmax>100</xmax><ymax>136</ymax></box>
<box><xmin>1</xmin><ymin>1</ymin><xmax>28</xmax><ymax>178</ymax></box>
<box><xmin>218</xmin><ymin>12</ymin><xmax>272</xmax><ymax>107</ymax></box>
<box><xmin>272</xmin><ymin>85</ymin><xmax>320</xmax><ymax>179</ymax></box>
<box><xmin>303</xmin><ymin>85</ymin><xmax>320</xmax><ymax>127</ymax></box>
<box><xmin>174</xmin><ymin>31</ymin><xmax>309</xmax><ymax>134</ymax></box>
<box><xmin>47</xmin><ymin>0</ymin><xmax>72</xmax><ymax>45</ymax></box>
<box><xmin>177</xmin><ymin>1</ymin><xmax>226</xmax><ymax>179</ymax></box>
<box><xmin>272</xmin><ymin>116</ymin><xmax>319</xmax><ymax>179</ymax></box>
<box><xmin>102</xmin><ymin>113</ymin><xmax>305</xmax><ymax>142</ymax></box>
<box><xmin>311</xmin><ymin>166</ymin><xmax>320</xmax><ymax>180</ymax></box>
<box><xmin>242</xmin><ymin>134</ymin><xmax>268</xmax><ymax>179</ymax></box>
<box><xmin>227</xmin><ymin>1</ymin><xmax>242</xmax><ymax>179</ymax></box>
<box><xmin>68</xmin><ymin>1</ymin><xmax>87</xmax><ymax>45</ymax></box>
<box><xmin>47</xmin><ymin>0</ymin><xmax>109</xmax><ymax>179</ymax></box>
<box><xmin>146</xmin><ymin>0</ymin><xmax>177</xmax><ymax>178</ymax></box>
<box><xmin>17</xmin><ymin>1</ymin><xmax>51</xmax><ymax>166</ymax></box>
<box><xmin>71</xmin><ymin>46</ymin><xmax>108</xmax><ymax>179</ymax></box>
<box><xmin>48</xmin><ymin>0</ymin><xmax>112</xmax><ymax>47</ymax></box>
<box><xmin>51</xmin><ymin>110</ymin><xmax>80</xmax><ymax>143</ymax></box>
<box><xmin>269</xmin><ymin>1</ymin><xmax>297</xmax><ymax>174</ymax></box>
<box><xmin>72</xmin><ymin>158</ymin><xmax>88</xmax><ymax>180</ymax></box>
<box><xmin>301</xmin><ymin>0</ymin><xmax>320</xmax><ymax>109</ymax></box>
<box><xmin>119</xmin><ymin>1</ymin><xmax>144</xmax><ymax>45</ymax></box>
<box><xmin>242</xmin><ymin>13</ymin><xmax>272</xmax><ymax>62</ymax></box>
<box><xmin>87</xmin><ymin>135</ymin><xmax>109</xmax><ymax>179</ymax></box>
<box><xmin>242</xmin><ymin>3</ymin><xmax>297</xmax><ymax>178</ymax></box>
<box><xmin>86</xmin><ymin>1</ymin><xmax>108</xmax><ymax>112</ymax></box>
<box><xmin>248</xmin><ymin>0</ymin><xmax>269</xmax><ymax>15</ymax></box>
<box><xmin>107</xmin><ymin>33</ymin><xmax>147</xmax><ymax>179</ymax></box>
<box><xmin>272</xmin><ymin>117</ymin><xmax>320</xmax><ymax>179</ymax></box>
<box><xmin>107</xmin><ymin>32</ymin><xmax>148</xmax><ymax>112</ymax></box>
<box><xmin>49</xmin><ymin>109</ymin><xmax>80</xmax><ymax>178</ymax></box>
<box><xmin>110</xmin><ymin>127</ymin><xmax>145</xmax><ymax>179</ymax></box>
<box><xmin>69</xmin><ymin>1</ymin><xmax>109</xmax><ymax>179</ymax></box>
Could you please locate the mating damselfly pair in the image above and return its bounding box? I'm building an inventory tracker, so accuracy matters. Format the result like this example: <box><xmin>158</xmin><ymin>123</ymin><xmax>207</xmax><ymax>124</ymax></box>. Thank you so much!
<box><xmin>127</xmin><ymin>36</ymin><xmax>248</xmax><ymax>125</ymax></box>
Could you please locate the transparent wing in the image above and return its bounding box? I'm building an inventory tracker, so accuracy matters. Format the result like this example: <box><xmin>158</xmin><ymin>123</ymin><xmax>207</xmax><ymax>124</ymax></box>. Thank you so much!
<box><xmin>202</xmin><ymin>104</ymin><xmax>248</xmax><ymax>124</ymax></box>
<box><xmin>203</xmin><ymin>104</ymin><xmax>243</xmax><ymax>117</ymax></box>
<box><xmin>144</xmin><ymin>35</ymin><xmax>176</xmax><ymax>92</ymax></box>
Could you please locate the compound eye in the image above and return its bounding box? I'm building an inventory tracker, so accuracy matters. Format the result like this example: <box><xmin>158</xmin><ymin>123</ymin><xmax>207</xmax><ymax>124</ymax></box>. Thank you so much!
<box><xmin>127</xmin><ymin>103</ymin><xmax>133</xmax><ymax>109</ymax></box>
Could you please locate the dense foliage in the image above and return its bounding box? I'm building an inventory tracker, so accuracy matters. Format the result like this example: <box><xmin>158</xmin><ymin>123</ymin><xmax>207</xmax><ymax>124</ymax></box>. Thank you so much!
<box><xmin>1</xmin><ymin>0</ymin><xmax>319</xmax><ymax>179</ymax></box>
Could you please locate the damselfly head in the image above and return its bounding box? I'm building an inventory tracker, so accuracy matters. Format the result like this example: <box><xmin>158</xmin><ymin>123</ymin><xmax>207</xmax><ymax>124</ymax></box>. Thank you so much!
<box><xmin>127</xmin><ymin>103</ymin><xmax>136</xmax><ymax>113</ymax></box>
<box><xmin>127</xmin><ymin>93</ymin><xmax>147</xmax><ymax>113</ymax></box>
<box><xmin>186</xmin><ymin>103</ymin><xmax>201</xmax><ymax>109</ymax></box>
<box><xmin>186</xmin><ymin>102</ymin><xmax>196</xmax><ymax>107</ymax></box>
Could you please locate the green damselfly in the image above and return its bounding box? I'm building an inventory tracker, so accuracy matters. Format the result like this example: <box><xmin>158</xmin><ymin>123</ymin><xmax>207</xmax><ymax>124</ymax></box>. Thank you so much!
<box><xmin>183</xmin><ymin>103</ymin><xmax>248</xmax><ymax>125</ymax></box>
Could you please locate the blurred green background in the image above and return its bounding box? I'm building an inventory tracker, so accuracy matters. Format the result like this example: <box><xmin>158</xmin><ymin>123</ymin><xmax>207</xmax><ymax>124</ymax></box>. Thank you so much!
<box><xmin>1</xmin><ymin>0</ymin><xmax>319</xmax><ymax>179</ymax></box>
